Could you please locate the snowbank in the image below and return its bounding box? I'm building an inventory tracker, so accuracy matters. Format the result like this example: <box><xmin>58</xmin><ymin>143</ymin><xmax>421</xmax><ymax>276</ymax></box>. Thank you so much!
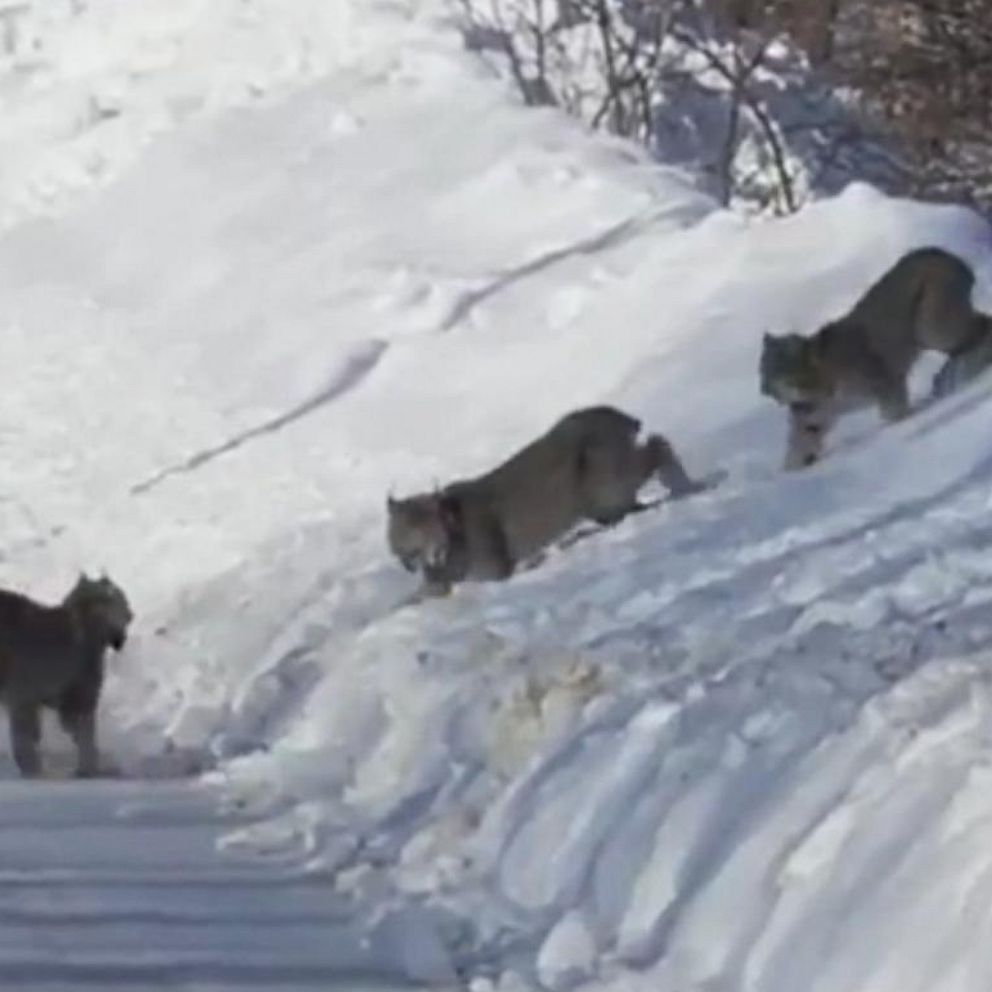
<box><xmin>0</xmin><ymin>0</ymin><xmax>359</xmax><ymax>230</ymax></box>
<box><xmin>0</xmin><ymin>0</ymin><xmax>991</xmax><ymax>989</ymax></box>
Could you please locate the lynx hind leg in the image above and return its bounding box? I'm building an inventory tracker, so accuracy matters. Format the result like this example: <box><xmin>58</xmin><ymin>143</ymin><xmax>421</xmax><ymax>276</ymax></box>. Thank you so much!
<box><xmin>574</xmin><ymin>432</ymin><xmax>642</xmax><ymax>525</ymax></box>
<box><xmin>931</xmin><ymin>355</ymin><xmax>961</xmax><ymax>400</ymax></box>
<box><xmin>9</xmin><ymin>703</ymin><xmax>42</xmax><ymax>778</ymax></box>
<box><xmin>579</xmin><ymin>429</ymin><xmax>701</xmax><ymax>524</ymax></box>
<box><xmin>784</xmin><ymin>404</ymin><xmax>834</xmax><ymax>470</ymax></box>
<box><xmin>642</xmin><ymin>433</ymin><xmax>703</xmax><ymax>498</ymax></box>
<box><xmin>932</xmin><ymin>326</ymin><xmax>992</xmax><ymax>399</ymax></box>
<box><xmin>58</xmin><ymin>704</ymin><xmax>99</xmax><ymax>778</ymax></box>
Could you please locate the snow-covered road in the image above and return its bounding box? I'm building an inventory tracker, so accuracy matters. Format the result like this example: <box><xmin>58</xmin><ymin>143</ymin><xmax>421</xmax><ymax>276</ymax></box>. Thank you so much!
<box><xmin>3</xmin><ymin>0</ymin><xmax>992</xmax><ymax>990</ymax></box>
<box><xmin>0</xmin><ymin>777</ymin><xmax>454</xmax><ymax>989</ymax></box>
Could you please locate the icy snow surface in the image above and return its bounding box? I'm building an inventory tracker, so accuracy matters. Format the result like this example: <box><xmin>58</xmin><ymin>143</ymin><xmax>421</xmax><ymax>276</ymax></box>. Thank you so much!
<box><xmin>1</xmin><ymin>0</ymin><xmax>992</xmax><ymax>988</ymax></box>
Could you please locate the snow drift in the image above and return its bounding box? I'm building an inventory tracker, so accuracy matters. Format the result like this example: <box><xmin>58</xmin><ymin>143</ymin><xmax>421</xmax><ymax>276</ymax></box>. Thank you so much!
<box><xmin>1</xmin><ymin>1</ymin><xmax>992</xmax><ymax>990</ymax></box>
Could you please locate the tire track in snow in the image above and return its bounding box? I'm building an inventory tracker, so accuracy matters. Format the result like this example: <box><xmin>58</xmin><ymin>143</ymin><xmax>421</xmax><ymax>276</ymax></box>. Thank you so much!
<box><xmin>131</xmin><ymin>339</ymin><xmax>388</xmax><ymax>496</ymax></box>
<box><xmin>438</xmin><ymin>203</ymin><xmax>704</xmax><ymax>331</ymax></box>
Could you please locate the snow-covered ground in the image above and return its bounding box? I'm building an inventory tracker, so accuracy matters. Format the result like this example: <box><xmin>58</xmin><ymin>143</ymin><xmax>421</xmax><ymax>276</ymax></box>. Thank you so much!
<box><xmin>2</xmin><ymin>0</ymin><xmax>992</xmax><ymax>988</ymax></box>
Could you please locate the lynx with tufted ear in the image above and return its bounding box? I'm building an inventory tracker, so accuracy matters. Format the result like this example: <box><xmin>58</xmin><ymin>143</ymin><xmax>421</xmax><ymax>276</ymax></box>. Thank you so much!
<box><xmin>386</xmin><ymin>492</ymin><xmax>454</xmax><ymax>576</ymax></box>
<box><xmin>0</xmin><ymin>573</ymin><xmax>134</xmax><ymax>779</ymax></box>
<box><xmin>386</xmin><ymin>405</ymin><xmax>709</xmax><ymax>597</ymax></box>
<box><xmin>759</xmin><ymin>247</ymin><xmax>992</xmax><ymax>469</ymax></box>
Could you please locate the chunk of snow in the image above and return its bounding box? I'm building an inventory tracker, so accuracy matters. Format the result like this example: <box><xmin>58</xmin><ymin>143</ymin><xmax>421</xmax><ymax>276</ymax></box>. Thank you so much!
<box><xmin>537</xmin><ymin>911</ymin><xmax>597</xmax><ymax>990</ymax></box>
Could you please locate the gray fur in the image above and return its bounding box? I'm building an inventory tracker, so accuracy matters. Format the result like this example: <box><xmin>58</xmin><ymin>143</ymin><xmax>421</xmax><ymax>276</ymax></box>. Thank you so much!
<box><xmin>761</xmin><ymin>247</ymin><xmax>992</xmax><ymax>469</ymax></box>
<box><xmin>387</xmin><ymin>405</ymin><xmax>702</xmax><ymax>595</ymax></box>
<box><xmin>0</xmin><ymin>573</ymin><xmax>133</xmax><ymax>778</ymax></box>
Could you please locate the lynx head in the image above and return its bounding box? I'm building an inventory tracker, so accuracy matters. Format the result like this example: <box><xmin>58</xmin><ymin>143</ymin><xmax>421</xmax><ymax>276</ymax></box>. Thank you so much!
<box><xmin>386</xmin><ymin>492</ymin><xmax>459</xmax><ymax>575</ymax></box>
<box><xmin>760</xmin><ymin>332</ymin><xmax>831</xmax><ymax>405</ymax></box>
<box><xmin>64</xmin><ymin>572</ymin><xmax>134</xmax><ymax>651</ymax></box>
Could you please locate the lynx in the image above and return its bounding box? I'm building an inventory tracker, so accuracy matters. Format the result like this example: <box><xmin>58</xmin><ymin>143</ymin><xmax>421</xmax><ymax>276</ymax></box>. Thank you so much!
<box><xmin>387</xmin><ymin>406</ymin><xmax>704</xmax><ymax>595</ymax></box>
<box><xmin>761</xmin><ymin>246</ymin><xmax>992</xmax><ymax>469</ymax></box>
<box><xmin>0</xmin><ymin>573</ymin><xmax>133</xmax><ymax>778</ymax></box>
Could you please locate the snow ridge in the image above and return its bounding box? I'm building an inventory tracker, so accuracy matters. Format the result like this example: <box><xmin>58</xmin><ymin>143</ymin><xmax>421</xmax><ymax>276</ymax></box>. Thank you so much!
<box><xmin>0</xmin><ymin>1</ymin><xmax>991</xmax><ymax>990</ymax></box>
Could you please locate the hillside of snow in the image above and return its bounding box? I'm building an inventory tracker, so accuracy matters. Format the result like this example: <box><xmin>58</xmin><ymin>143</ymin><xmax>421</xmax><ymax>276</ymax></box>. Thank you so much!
<box><xmin>1</xmin><ymin>0</ymin><xmax>992</xmax><ymax>989</ymax></box>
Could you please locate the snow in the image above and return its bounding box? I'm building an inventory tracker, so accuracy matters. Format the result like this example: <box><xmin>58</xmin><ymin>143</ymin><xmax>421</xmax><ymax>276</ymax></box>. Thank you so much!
<box><xmin>0</xmin><ymin>0</ymin><xmax>358</xmax><ymax>231</ymax></box>
<box><xmin>537</xmin><ymin>910</ymin><xmax>597</xmax><ymax>990</ymax></box>
<box><xmin>1</xmin><ymin>0</ymin><xmax>992</xmax><ymax>988</ymax></box>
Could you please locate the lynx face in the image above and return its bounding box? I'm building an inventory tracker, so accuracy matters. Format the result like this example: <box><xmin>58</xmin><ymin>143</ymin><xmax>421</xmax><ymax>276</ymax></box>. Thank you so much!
<box><xmin>386</xmin><ymin>494</ymin><xmax>455</xmax><ymax>575</ymax></box>
<box><xmin>760</xmin><ymin>333</ymin><xmax>833</xmax><ymax>406</ymax></box>
<box><xmin>64</xmin><ymin>573</ymin><xmax>133</xmax><ymax>650</ymax></box>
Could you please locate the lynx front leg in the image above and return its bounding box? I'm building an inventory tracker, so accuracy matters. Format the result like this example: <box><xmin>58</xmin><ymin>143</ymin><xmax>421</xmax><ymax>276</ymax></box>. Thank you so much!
<box><xmin>9</xmin><ymin>703</ymin><xmax>41</xmax><ymax>778</ymax></box>
<box><xmin>398</xmin><ymin>569</ymin><xmax>452</xmax><ymax>607</ymax></box>
<box><xmin>474</xmin><ymin>515</ymin><xmax>515</xmax><ymax>581</ymax></box>
<box><xmin>784</xmin><ymin>403</ymin><xmax>833</xmax><ymax>470</ymax></box>
<box><xmin>853</xmin><ymin>347</ymin><xmax>910</xmax><ymax>423</ymax></box>
<box><xmin>59</xmin><ymin>705</ymin><xmax>99</xmax><ymax>778</ymax></box>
